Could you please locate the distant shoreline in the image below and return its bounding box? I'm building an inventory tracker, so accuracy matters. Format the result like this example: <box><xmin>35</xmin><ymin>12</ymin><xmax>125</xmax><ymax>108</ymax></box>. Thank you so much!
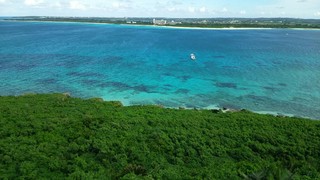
<box><xmin>3</xmin><ymin>19</ymin><xmax>320</xmax><ymax>31</ymax></box>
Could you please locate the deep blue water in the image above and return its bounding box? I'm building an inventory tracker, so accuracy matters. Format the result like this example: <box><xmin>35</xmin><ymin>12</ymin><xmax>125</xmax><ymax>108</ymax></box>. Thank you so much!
<box><xmin>1</xmin><ymin>21</ymin><xmax>320</xmax><ymax>119</ymax></box>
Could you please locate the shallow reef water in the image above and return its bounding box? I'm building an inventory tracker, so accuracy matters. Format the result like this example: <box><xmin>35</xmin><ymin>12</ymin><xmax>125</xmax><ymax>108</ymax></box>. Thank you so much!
<box><xmin>1</xmin><ymin>21</ymin><xmax>320</xmax><ymax>119</ymax></box>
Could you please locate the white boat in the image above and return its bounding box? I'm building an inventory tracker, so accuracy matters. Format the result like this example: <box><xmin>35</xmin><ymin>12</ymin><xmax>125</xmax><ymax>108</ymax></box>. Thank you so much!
<box><xmin>190</xmin><ymin>53</ymin><xmax>196</xmax><ymax>60</ymax></box>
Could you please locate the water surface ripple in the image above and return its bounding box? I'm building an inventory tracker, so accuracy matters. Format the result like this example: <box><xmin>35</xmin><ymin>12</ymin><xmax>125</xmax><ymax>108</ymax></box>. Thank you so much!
<box><xmin>1</xmin><ymin>21</ymin><xmax>320</xmax><ymax>119</ymax></box>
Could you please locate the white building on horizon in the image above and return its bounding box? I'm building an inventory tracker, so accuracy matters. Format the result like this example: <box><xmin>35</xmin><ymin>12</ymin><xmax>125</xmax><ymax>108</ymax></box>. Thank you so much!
<box><xmin>153</xmin><ymin>18</ymin><xmax>167</xmax><ymax>25</ymax></box>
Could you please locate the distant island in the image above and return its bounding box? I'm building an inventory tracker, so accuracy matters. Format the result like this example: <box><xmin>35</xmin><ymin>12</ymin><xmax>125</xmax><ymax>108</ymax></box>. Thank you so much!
<box><xmin>3</xmin><ymin>16</ymin><xmax>320</xmax><ymax>29</ymax></box>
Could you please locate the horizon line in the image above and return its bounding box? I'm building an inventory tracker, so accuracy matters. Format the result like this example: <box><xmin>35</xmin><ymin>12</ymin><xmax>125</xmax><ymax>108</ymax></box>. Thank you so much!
<box><xmin>2</xmin><ymin>16</ymin><xmax>320</xmax><ymax>20</ymax></box>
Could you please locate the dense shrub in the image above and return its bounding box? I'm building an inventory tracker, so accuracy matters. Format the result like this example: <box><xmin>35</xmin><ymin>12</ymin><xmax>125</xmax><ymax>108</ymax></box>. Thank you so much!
<box><xmin>0</xmin><ymin>93</ymin><xmax>319</xmax><ymax>179</ymax></box>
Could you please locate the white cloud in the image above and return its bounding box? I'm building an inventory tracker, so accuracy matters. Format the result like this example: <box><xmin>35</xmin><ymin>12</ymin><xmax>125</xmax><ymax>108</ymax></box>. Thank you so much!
<box><xmin>240</xmin><ymin>10</ymin><xmax>246</xmax><ymax>15</ymax></box>
<box><xmin>256</xmin><ymin>0</ymin><xmax>320</xmax><ymax>18</ymax></box>
<box><xmin>1</xmin><ymin>0</ymin><xmax>319</xmax><ymax>18</ymax></box>
<box><xmin>112</xmin><ymin>2</ymin><xmax>120</xmax><ymax>8</ymax></box>
<box><xmin>112</xmin><ymin>1</ymin><xmax>130</xmax><ymax>10</ymax></box>
<box><xmin>199</xmin><ymin>6</ymin><xmax>206</xmax><ymax>13</ymax></box>
<box><xmin>24</xmin><ymin>0</ymin><xmax>43</xmax><ymax>6</ymax></box>
<box><xmin>69</xmin><ymin>1</ymin><xmax>86</xmax><ymax>10</ymax></box>
<box><xmin>188</xmin><ymin>7</ymin><xmax>195</xmax><ymax>13</ymax></box>
<box><xmin>50</xmin><ymin>1</ymin><xmax>62</xmax><ymax>8</ymax></box>
<box><xmin>167</xmin><ymin>7</ymin><xmax>177</xmax><ymax>12</ymax></box>
<box><xmin>221</xmin><ymin>7</ymin><xmax>228</xmax><ymax>12</ymax></box>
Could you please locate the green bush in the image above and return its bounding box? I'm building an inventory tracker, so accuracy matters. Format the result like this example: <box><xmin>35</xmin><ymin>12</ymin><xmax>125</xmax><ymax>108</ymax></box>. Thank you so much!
<box><xmin>0</xmin><ymin>93</ymin><xmax>319</xmax><ymax>179</ymax></box>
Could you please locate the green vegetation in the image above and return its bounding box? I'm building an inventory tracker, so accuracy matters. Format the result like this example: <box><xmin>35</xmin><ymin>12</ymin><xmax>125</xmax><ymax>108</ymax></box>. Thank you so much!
<box><xmin>5</xmin><ymin>16</ymin><xmax>320</xmax><ymax>29</ymax></box>
<box><xmin>169</xmin><ymin>22</ymin><xmax>320</xmax><ymax>29</ymax></box>
<box><xmin>1</xmin><ymin>93</ymin><xmax>320</xmax><ymax>179</ymax></box>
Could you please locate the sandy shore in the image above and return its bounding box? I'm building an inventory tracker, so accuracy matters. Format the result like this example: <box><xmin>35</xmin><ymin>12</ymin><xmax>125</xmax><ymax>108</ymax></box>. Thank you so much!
<box><xmin>162</xmin><ymin>26</ymin><xmax>273</xmax><ymax>30</ymax></box>
<box><xmin>109</xmin><ymin>23</ymin><xmax>276</xmax><ymax>30</ymax></box>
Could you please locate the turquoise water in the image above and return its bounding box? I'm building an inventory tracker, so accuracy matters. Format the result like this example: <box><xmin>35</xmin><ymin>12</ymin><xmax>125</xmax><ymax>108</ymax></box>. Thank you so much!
<box><xmin>1</xmin><ymin>21</ymin><xmax>320</xmax><ymax>119</ymax></box>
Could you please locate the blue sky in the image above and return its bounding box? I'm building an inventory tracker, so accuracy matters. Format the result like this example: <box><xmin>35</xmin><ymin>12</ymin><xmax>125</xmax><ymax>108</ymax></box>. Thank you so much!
<box><xmin>0</xmin><ymin>0</ymin><xmax>319</xmax><ymax>18</ymax></box>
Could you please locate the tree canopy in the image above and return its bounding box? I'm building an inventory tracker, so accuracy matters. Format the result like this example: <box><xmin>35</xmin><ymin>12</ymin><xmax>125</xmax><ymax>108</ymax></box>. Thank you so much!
<box><xmin>0</xmin><ymin>93</ymin><xmax>319</xmax><ymax>179</ymax></box>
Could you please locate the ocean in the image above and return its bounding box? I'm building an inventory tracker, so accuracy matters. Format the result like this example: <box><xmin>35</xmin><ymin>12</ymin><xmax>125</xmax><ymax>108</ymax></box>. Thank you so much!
<box><xmin>1</xmin><ymin>21</ymin><xmax>320</xmax><ymax>119</ymax></box>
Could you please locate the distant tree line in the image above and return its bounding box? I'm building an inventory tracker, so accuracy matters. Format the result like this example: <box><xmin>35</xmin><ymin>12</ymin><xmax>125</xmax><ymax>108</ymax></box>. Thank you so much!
<box><xmin>6</xmin><ymin>17</ymin><xmax>320</xmax><ymax>29</ymax></box>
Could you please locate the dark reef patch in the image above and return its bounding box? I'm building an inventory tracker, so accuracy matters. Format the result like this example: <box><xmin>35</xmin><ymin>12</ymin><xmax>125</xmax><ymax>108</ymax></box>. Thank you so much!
<box><xmin>278</xmin><ymin>83</ymin><xmax>287</xmax><ymax>87</ymax></box>
<box><xmin>13</xmin><ymin>63</ymin><xmax>37</xmax><ymax>71</ymax></box>
<box><xmin>81</xmin><ymin>79</ymin><xmax>101</xmax><ymax>86</ymax></box>
<box><xmin>213</xmin><ymin>55</ymin><xmax>225</xmax><ymax>59</ymax></box>
<box><xmin>175</xmin><ymin>89</ymin><xmax>190</xmax><ymax>94</ymax></box>
<box><xmin>162</xmin><ymin>72</ymin><xmax>173</xmax><ymax>77</ymax></box>
<box><xmin>37</xmin><ymin>78</ymin><xmax>58</xmax><ymax>84</ymax></box>
<box><xmin>263</xmin><ymin>86</ymin><xmax>279</xmax><ymax>92</ymax></box>
<box><xmin>179</xmin><ymin>75</ymin><xmax>192</xmax><ymax>82</ymax></box>
<box><xmin>161</xmin><ymin>87</ymin><xmax>171</xmax><ymax>91</ymax></box>
<box><xmin>215</xmin><ymin>82</ymin><xmax>238</xmax><ymax>89</ymax></box>
<box><xmin>164</xmin><ymin>84</ymin><xmax>173</xmax><ymax>87</ymax></box>
<box><xmin>222</xmin><ymin>66</ymin><xmax>239</xmax><ymax>70</ymax></box>
<box><xmin>99</xmin><ymin>81</ymin><xmax>131</xmax><ymax>90</ymax></box>
<box><xmin>104</xmin><ymin>56</ymin><xmax>123</xmax><ymax>61</ymax></box>
<box><xmin>54</xmin><ymin>55</ymin><xmax>93</xmax><ymax>68</ymax></box>
<box><xmin>291</xmin><ymin>97</ymin><xmax>309</xmax><ymax>102</ymax></box>
<box><xmin>67</xmin><ymin>72</ymin><xmax>104</xmax><ymax>78</ymax></box>
<box><xmin>81</xmin><ymin>80</ymin><xmax>158</xmax><ymax>93</ymax></box>
<box><xmin>246</xmin><ymin>95</ymin><xmax>267</xmax><ymax>102</ymax></box>
<box><xmin>0</xmin><ymin>55</ymin><xmax>39</xmax><ymax>71</ymax></box>
<box><xmin>238</xmin><ymin>87</ymin><xmax>249</xmax><ymax>91</ymax></box>
<box><xmin>203</xmin><ymin>61</ymin><xmax>217</xmax><ymax>68</ymax></box>
<box><xmin>255</xmin><ymin>61</ymin><xmax>268</xmax><ymax>67</ymax></box>
<box><xmin>132</xmin><ymin>85</ymin><xmax>157</xmax><ymax>93</ymax></box>
<box><xmin>271</xmin><ymin>60</ymin><xmax>282</xmax><ymax>65</ymax></box>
